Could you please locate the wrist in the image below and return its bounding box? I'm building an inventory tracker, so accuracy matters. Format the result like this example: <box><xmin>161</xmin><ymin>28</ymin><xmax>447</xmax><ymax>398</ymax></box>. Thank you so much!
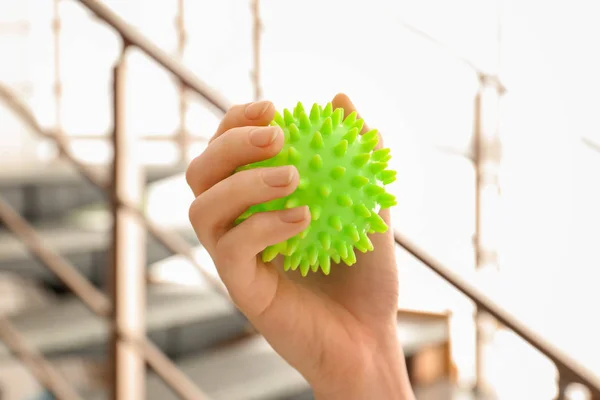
<box><xmin>311</xmin><ymin>339</ymin><xmax>415</xmax><ymax>400</ymax></box>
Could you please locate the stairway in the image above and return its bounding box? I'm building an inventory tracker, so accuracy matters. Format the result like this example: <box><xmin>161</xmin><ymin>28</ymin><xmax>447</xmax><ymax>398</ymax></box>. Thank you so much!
<box><xmin>0</xmin><ymin>161</ymin><xmax>454</xmax><ymax>399</ymax></box>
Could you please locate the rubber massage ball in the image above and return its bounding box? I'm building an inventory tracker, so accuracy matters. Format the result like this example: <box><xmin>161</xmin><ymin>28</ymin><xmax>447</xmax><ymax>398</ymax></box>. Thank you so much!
<box><xmin>236</xmin><ymin>102</ymin><xmax>397</xmax><ymax>276</ymax></box>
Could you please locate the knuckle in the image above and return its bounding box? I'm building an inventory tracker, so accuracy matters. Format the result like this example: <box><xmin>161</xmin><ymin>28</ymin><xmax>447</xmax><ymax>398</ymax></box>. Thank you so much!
<box><xmin>214</xmin><ymin>237</ymin><xmax>238</xmax><ymax>267</ymax></box>
<box><xmin>188</xmin><ymin>196</ymin><xmax>208</xmax><ymax>228</ymax></box>
<box><xmin>185</xmin><ymin>154</ymin><xmax>204</xmax><ymax>189</ymax></box>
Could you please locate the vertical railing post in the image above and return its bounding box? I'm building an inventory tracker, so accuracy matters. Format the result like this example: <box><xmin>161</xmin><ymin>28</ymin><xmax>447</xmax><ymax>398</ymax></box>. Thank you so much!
<box><xmin>473</xmin><ymin>73</ymin><xmax>505</xmax><ymax>395</ymax></box>
<box><xmin>555</xmin><ymin>371</ymin><xmax>570</xmax><ymax>400</ymax></box>
<box><xmin>250</xmin><ymin>0</ymin><xmax>262</xmax><ymax>101</ymax></box>
<box><xmin>52</xmin><ymin>0</ymin><xmax>63</xmax><ymax>140</ymax></box>
<box><xmin>109</xmin><ymin>45</ymin><xmax>147</xmax><ymax>400</ymax></box>
<box><xmin>175</xmin><ymin>0</ymin><xmax>189</xmax><ymax>163</ymax></box>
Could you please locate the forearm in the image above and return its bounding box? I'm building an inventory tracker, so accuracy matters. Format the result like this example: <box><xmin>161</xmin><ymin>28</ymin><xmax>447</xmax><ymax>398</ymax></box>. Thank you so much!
<box><xmin>312</xmin><ymin>343</ymin><xmax>416</xmax><ymax>400</ymax></box>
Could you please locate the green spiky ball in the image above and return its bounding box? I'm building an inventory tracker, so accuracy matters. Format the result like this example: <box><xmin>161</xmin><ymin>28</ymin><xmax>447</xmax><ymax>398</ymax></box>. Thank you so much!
<box><xmin>236</xmin><ymin>102</ymin><xmax>397</xmax><ymax>276</ymax></box>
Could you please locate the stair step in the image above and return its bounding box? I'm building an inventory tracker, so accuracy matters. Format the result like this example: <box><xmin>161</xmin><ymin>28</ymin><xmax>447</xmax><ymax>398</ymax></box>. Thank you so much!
<box><xmin>0</xmin><ymin>284</ymin><xmax>246</xmax><ymax>359</ymax></box>
<box><xmin>0</xmin><ymin>160</ymin><xmax>185</xmax><ymax>186</ymax></box>
<box><xmin>84</xmin><ymin>310</ymin><xmax>450</xmax><ymax>400</ymax></box>
<box><xmin>0</xmin><ymin>219</ymin><xmax>198</xmax><ymax>287</ymax></box>
<box><xmin>414</xmin><ymin>380</ymin><xmax>497</xmax><ymax>399</ymax></box>
<box><xmin>0</xmin><ymin>161</ymin><xmax>185</xmax><ymax>221</ymax></box>
<box><xmin>84</xmin><ymin>336</ymin><xmax>311</xmax><ymax>400</ymax></box>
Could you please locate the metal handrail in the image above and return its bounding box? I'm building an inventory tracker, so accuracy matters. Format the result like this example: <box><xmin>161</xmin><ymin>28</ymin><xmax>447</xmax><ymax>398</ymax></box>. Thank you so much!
<box><xmin>78</xmin><ymin>0</ymin><xmax>229</xmax><ymax>115</ymax></box>
<box><xmin>395</xmin><ymin>231</ymin><xmax>600</xmax><ymax>396</ymax></box>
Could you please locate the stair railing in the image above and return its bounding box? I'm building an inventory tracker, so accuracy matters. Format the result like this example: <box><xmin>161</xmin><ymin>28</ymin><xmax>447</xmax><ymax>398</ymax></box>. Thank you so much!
<box><xmin>0</xmin><ymin>0</ymin><xmax>598</xmax><ymax>399</ymax></box>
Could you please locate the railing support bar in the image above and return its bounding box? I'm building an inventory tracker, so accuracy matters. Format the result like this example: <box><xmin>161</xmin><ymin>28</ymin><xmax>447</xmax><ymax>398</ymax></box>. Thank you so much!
<box><xmin>109</xmin><ymin>47</ymin><xmax>146</xmax><ymax>400</ymax></box>
<box><xmin>0</xmin><ymin>196</ymin><xmax>110</xmax><ymax>316</ymax></box>
<box><xmin>0</xmin><ymin>317</ymin><xmax>83</xmax><ymax>400</ymax></box>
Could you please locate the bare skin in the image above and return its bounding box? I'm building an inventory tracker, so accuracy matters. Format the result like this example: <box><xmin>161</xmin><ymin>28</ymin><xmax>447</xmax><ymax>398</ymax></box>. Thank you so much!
<box><xmin>186</xmin><ymin>93</ymin><xmax>415</xmax><ymax>400</ymax></box>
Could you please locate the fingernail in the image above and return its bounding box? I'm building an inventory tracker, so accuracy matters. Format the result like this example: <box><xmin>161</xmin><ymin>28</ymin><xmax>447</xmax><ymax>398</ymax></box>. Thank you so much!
<box><xmin>245</xmin><ymin>101</ymin><xmax>271</xmax><ymax>120</ymax></box>
<box><xmin>280</xmin><ymin>206</ymin><xmax>309</xmax><ymax>223</ymax></box>
<box><xmin>262</xmin><ymin>166</ymin><xmax>295</xmax><ymax>187</ymax></box>
<box><xmin>249</xmin><ymin>126</ymin><xmax>280</xmax><ymax>147</ymax></box>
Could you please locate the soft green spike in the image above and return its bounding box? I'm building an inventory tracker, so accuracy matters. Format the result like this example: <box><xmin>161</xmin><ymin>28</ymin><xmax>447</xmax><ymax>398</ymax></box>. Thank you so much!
<box><xmin>309</xmin><ymin>154</ymin><xmax>323</xmax><ymax>170</ymax></box>
<box><xmin>345</xmin><ymin>224</ymin><xmax>360</xmax><ymax>242</ymax></box>
<box><xmin>361</xmin><ymin>139</ymin><xmax>379</xmax><ymax>152</ymax></box>
<box><xmin>299</xmin><ymin>113</ymin><xmax>311</xmax><ymax>130</ymax></box>
<box><xmin>284</xmin><ymin>109</ymin><xmax>295</xmax><ymax>125</ymax></box>
<box><xmin>300</xmin><ymin>259</ymin><xmax>310</xmax><ymax>276</ymax></box>
<box><xmin>329</xmin><ymin>216</ymin><xmax>343</xmax><ymax>231</ymax></box>
<box><xmin>335</xmin><ymin>241</ymin><xmax>348</xmax><ymax>259</ymax></box>
<box><xmin>342</xmin><ymin>127</ymin><xmax>358</xmax><ymax>143</ymax></box>
<box><xmin>361</xmin><ymin>129</ymin><xmax>379</xmax><ymax>143</ymax></box>
<box><xmin>379</xmin><ymin>170</ymin><xmax>397</xmax><ymax>185</ymax></box>
<box><xmin>342</xmin><ymin>247</ymin><xmax>357</xmax><ymax>265</ymax></box>
<box><xmin>285</xmin><ymin>237</ymin><xmax>300</xmax><ymax>256</ymax></box>
<box><xmin>330</xmin><ymin>166</ymin><xmax>346</xmax><ymax>179</ymax></box>
<box><xmin>310</xmin><ymin>205</ymin><xmax>322</xmax><ymax>221</ymax></box>
<box><xmin>355</xmin><ymin>240</ymin><xmax>368</xmax><ymax>253</ymax></box>
<box><xmin>288</xmin><ymin>146</ymin><xmax>301</xmax><ymax>164</ymax></box>
<box><xmin>318</xmin><ymin>184</ymin><xmax>331</xmax><ymax>198</ymax></box>
<box><xmin>353</xmin><ymin>204</ymin><xmax>372</xmax><ymax>218</ymax></box>
<box><xmin>369</xmin><ymin>162</ymin><xmax>387</xmax><ymax>175</ymax></box>
<box><xmin>354</xmin><ymin>119</ymin><xmax>365</xmax><ymax>132</ymax></box>
<box><xmin>352</xmin><ymin>153</ymin><xmax>370</xmax><ymax>167</ymax></box>
<box><xmin>320</xmin><ymin>117</ymin><xmax>333</xmax><ymax>136</ymax></box>
<box><xmin>337</xmin><ymin>194</ymin><xmax>353</xmax><ymax>207</ymax></box>
<box><xmin>372</xmin><ymin>148</ymin><xmax>390</xmax><ymax>161</ymax></box>
<box><xmin>331</xmin><ymin>252</ymin><xmax>341</xmax><ymax>264</ymax></box>
<box><xmin>288</xmin><ymin>124</ymin><xmax>301</xmax><ymax>142</ymax></box>
<box><xmin>262</xmin><ymin>245</ymin><xmax>279</xmax><ymax>262</ymax></box>
<box><xmin>378</xmin><ymin>193</ymin><xmax>397</xmax><ymax>208</ymax></box>
<box><xmin>236</xmin><ymin>101</ymin><xmax>397</xmax><ymax>276</ymax></box>
<box><xmin>319</xmin><ymin>253</ymin><xmax>331</xmax><ymax>275</ymax></box>
<box><xmin>307</xmin><ymin>245</ymin><xmax>319</xmax><ymax>266</ymax></box>
<box><xmin>358</xmin><ymin>232</ymin><xmax>374</xmax><ymax>252</ymax></box>
<box><xmin>351</xmin><ymin>175</ymin><xmax>369</xmax><ymax>188</ymax></box>
<box><xmin>298</xmin><ymin>178</ymin><xmax>309</xmax><ymax>190</ymax></box>
<box><xmin>318</xmin><ymin>232</ymin><xmax>331</xmax><ymax>250</ymax></box>
<box><xmin>284</xmin><ymin>256</ymin><xmax>292</xmax><ymax>271</ymax></box>
<box><xmin>298</xmin><ymin>226</ymin><xmax>310</xmax><ymax>239</ymax></box>
<box><xmin>365</xmin><ymin>184</ymin><xmax>385</xmax><ymax>197</ymax></box>
<box><xmin>369</xmin><ymin>213</ymin><xmax>388</xmax><ymax>233</ymax></box>
<box><xmin>285</xmin><ymin>196</ymin><xmax>301</xmax><ymax>209</ymax></box>
<box><xmin>333</xmin><ymin>140</ymin><xmax>348</xmax><ymax>157</ymax></box>
<box><xmin>332</xmin><ymin>108</ymin><xmax>344</xmax><ymax>126</ymax></box>
<box><xmin>310</xmin><ymin>131</ymin><xmax>324</xmax><ymax>149</ymax></box>
<box><xmin>293</xmin><ymin>102</ymin><xmax>305</xmax><ymax>117</ymax></box>
<box><xmin>273</xmin><ymin>111</ymin><xmax>285</xmax><ymax>127</ymax></box>
<box><xmin>309</xmin><ymin>103</ymin><xmax>321</xmax><ymax>122</ymax></box>
<box><xmin>290</xmin><ymin>253</ymin><xmax>302</xmax><ymax>270</ymax></box>
<box><xmin>343</xmin><ymin>111</ymin><xmax>357</xmax><ymax>127</ymax></box>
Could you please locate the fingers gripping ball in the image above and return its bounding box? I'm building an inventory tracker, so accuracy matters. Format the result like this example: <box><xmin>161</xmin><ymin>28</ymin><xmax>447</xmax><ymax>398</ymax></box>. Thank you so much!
<box><xmin>236</xmin><ymin>102</ymin><xmax>397</xmax><ymax>276</ymax></box>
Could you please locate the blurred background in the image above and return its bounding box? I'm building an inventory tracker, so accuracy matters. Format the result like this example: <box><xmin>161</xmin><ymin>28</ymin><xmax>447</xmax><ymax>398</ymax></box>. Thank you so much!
<box><xmin>0</xmin><ymin>0</ymin><xmax>599</xmax><ymax>399</ymax></box>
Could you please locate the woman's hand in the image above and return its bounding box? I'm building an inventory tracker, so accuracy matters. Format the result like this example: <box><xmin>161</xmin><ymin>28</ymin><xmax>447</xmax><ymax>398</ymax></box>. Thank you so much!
<box><xmin>186</xmin><ymin>93</ymin><xmax>415</xmax><ymax>400</ymax></box>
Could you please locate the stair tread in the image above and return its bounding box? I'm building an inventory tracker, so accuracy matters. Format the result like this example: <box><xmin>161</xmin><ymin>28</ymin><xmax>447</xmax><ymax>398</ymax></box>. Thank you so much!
<box><xmin>86</xmin><ymin>336</ymin><xmax>310</xmax><ymax>400</ymax></box>
<box><xmin>0</xmin><ymin>285</ymin><xmax>237</xmax><ymax>358</ymax></box>
<box><xmin>0</xmin><ymin>160</ymin><xmax>185</xmax><ymax>186</ymax></box>
<box><xmin>0</xmin><ymin>222</ymin><xmax>108</xmax><ymax>261</ymax></box>
<box><xmin>415</xmin><ymin>381</ymin><xmax>497</xmax><ymax>399</ymax></box>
